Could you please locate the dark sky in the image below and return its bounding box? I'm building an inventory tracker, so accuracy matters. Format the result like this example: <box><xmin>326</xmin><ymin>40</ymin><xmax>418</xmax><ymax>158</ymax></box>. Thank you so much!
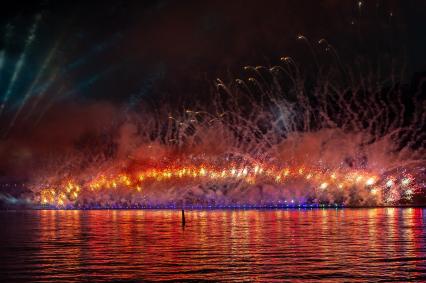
<box><xmin>0</xmin><ymin>0</ymin><xmax>425</xmax><ymax>107</ymax></box>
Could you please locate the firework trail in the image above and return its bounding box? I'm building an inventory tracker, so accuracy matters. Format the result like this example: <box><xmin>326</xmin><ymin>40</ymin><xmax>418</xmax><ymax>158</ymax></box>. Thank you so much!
<box><xmin>0</xmin><ymin>15</ymin><xmax>42</xmax><ymax>116</ymax></box>
<box><xmin>7</xmin><ymin>40</ymin><xmax>60</xmax><ymax>131</ymax></box>
<box><xmin>21</xmin><ymin>33</ymin><xmax>122</xmax><ymax>125</ymax></box>
<box><xmin>25</xmin><ymin>38</ymin><xmax>425</xmax><ymax>209</ymax></box>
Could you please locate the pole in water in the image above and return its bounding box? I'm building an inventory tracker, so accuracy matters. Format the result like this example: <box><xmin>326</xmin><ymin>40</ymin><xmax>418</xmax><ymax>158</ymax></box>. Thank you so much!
<box><xmin>181</xmin><ymin>209</ymin><xmax>186</xmax><ymax>227</ymax></box>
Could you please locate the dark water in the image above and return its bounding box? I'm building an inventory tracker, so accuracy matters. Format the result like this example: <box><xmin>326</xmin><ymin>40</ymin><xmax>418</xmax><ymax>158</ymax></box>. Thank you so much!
<box><xmin>1</xmin><ymin>208</ymin><xmax>426</xmax><ymax>282</ymax></box>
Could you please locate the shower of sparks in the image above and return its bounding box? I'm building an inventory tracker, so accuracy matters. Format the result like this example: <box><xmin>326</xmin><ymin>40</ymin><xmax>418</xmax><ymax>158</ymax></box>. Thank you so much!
<box><xmin>36</xmin><ymin>163</ymin><xmax>419</xmax><ymax>208</ymax></box>
<box><xmin>0</xmin><ymin>29</ymin><xmax>421</xmax><ymax>209</ymax></box>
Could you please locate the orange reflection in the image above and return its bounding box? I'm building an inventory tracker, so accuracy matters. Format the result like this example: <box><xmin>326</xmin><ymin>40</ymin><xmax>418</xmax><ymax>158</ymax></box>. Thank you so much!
<box><xmin>14</xmin><ymin>208</ymin><xmax>421</xmax><ymax>281</ymax></box>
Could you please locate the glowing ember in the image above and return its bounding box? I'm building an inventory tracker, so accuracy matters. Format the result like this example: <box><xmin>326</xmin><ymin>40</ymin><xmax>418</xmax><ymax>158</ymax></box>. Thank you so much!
<box><xmin>34</xmin><ymin>162</ymin><xmax>420</xmax><ymax>208</ymax></box>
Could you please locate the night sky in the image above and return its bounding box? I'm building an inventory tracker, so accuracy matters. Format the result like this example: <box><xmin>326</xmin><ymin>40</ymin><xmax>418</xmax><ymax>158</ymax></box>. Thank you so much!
<box><xmin>1</xmin><ymin>1</ymin><xmax>425</xmax><ymax>103</ymax></box>
<box><xmin>0</xmin><ymin>0</ymin><xmax>425</xmax><ymax>179</ymax></box>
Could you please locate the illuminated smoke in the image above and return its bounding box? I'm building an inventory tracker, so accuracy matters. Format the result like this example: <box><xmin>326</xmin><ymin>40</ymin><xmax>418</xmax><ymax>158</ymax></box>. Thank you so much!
<box><xmin>25</xmin><ymin>49</ymin><xmax>425</xmax><ymax>208</ymax></box>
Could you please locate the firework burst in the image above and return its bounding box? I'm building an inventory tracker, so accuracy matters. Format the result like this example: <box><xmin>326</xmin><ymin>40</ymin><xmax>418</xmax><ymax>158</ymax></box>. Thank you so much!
<box><xmin>27</xmin><ymin>48</ymin><xmax>425</xmax><ymax>208</ymax></box>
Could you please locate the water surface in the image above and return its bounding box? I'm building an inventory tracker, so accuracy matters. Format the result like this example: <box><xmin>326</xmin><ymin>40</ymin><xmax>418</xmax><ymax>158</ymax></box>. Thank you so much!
<box><xmin>1</xmin><ymin>208</ymin><xmax>426</xmax><ymax>282</ymax></box>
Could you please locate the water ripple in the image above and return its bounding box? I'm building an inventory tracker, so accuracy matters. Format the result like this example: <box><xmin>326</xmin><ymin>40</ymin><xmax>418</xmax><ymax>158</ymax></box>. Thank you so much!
<box><xmin>1</xmin><ymin>208</ymin><xmax>426</xmax><ymax>282</ymax></box>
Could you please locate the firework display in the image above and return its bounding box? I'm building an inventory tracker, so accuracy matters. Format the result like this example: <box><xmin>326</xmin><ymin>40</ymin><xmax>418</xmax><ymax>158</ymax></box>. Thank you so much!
<box><xmin>28</xmin><ymin>56</ymin><xmax>424</xmax><ymax>208</ymax></box>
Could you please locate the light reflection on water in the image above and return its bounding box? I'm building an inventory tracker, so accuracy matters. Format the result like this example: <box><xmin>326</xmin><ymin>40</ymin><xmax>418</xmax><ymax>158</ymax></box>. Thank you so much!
<box><xmin>1</xmin><ymin>208</ymin><xmax>426</xmax><ymax>282</ymax></box>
